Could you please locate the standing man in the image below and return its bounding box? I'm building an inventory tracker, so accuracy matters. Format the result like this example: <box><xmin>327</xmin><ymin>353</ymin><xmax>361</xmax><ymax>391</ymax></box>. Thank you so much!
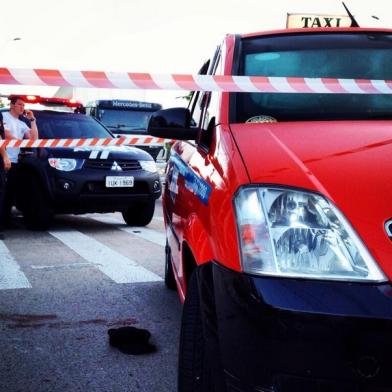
<box><xmin>0</xmin><ymin>112</ymin><xmax>12</xmax><ymax>237</ymax></box>
<box><xmin>2</xmin><ymin>96</ymin><xmax>38</xmax><ymax>225</ymax></box>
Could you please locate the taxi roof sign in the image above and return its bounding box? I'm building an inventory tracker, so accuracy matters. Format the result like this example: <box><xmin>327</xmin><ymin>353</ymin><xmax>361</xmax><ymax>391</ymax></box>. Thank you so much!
<box><xmin>286</xmin><ymin>13</ymin><xmax>352</xmax><ymax>28</ymax></box>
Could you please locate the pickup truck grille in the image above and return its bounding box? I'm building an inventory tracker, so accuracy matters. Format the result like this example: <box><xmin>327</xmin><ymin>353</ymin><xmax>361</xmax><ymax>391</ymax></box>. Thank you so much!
<box><xmin>84</xmin><ymin>159</ymin><xmax>141</xmax><ymax>171</ymax></box>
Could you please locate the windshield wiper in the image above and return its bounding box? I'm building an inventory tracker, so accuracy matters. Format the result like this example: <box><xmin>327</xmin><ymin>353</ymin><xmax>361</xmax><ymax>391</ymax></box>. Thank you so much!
<box><xmin>107</xmin><ymin>124</ymin><xmax>144</xmax><ymax>131</ymax></box>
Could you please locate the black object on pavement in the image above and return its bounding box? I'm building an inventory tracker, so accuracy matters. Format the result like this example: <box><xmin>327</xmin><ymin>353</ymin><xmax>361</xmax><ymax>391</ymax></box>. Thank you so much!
<box><xmin>108</xmin><ymin>326</ymin><xmax>157</xmax><ymax>355</ymax></box>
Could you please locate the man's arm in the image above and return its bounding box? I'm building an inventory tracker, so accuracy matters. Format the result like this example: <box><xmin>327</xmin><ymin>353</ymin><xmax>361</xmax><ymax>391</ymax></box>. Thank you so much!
<box><xmin>24</xmin><ymin>110</ymin><xmax>38</xmax><ymax>140</ymax></box>
<box><xmin>0</xmin><ymin>114</ymin><xmax>12</xmax><ymax>170</ymax></box>
<box><xmin>0</xmin><ymin>147</ymin><xmax>11</xmax><ymax>171</ymax></box>
<box><xmin>27</xmin><ymin>119</ymin><xmax>38</xmax><ymax>140</ymax></box>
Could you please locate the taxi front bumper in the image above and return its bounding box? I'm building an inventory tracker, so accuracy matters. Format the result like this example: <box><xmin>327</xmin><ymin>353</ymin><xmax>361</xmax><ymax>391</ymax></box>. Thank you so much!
<box><xmin>211</xmin><ymin>263</ymin><xmax>392</xmax><ymax>392</ymax></box>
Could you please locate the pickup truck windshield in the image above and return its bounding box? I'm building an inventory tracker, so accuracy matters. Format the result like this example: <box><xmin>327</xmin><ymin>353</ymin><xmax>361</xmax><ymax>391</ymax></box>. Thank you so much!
<box><xmin>36</xmin><ymin>112</ymin><xmax>112</xmax><ymax>139</ymax></box>
<box><xmin>234</xmin><ymin>32</ymin><xmax>392</xmax><ymax>122</ymax></box>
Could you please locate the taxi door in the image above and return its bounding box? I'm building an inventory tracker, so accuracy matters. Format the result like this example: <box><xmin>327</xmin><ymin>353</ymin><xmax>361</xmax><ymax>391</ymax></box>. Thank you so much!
<box><xmin>163</xmin><ymin>48</ymin><xmax>223</xmax><ymax>295</ymax></box>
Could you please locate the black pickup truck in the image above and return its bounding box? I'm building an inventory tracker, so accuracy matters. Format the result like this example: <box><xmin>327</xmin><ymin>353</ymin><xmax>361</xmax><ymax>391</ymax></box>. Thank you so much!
<box><xmin>2</xmin><ymin>96</ymin><xmax>161</xmax><ymax>230</ymax></box>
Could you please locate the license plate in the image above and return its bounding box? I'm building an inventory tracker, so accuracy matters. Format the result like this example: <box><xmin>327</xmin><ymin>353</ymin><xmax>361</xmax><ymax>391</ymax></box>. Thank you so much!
<box><xmin>105</xmin><ymin>176</ymin><xmax>134</xmax><ymax>187</ymax></box>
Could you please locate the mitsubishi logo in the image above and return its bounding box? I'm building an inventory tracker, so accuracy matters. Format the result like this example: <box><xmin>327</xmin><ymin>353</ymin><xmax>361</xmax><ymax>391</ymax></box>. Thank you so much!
<box><xmin>111</xmin><ymin>161</ymin><xmax>122</xmax><ymax>171</ymax></box>
<box><xmin>385</xmin><ymin>220</ymin><xmax>392</xmax><ymax>239</ymax></box>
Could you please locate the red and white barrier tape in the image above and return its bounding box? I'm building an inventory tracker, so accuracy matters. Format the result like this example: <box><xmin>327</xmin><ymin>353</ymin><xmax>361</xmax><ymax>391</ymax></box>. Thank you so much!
<box><xmin>2</xmin><ymin>68</ymin><xmax>392</xmax><ymax>94</ymax></box>
<box><xmin>0</xmin><ymin>136</ymin><xmax>171</xmax><ymax>149</ymax></box>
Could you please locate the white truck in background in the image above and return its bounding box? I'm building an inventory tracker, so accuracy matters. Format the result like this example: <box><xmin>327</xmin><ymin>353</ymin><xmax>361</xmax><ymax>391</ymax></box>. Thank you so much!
<box><xmin>85</xmin><ymin>99</ymin><xmax>168</xmax><ymax>179</ymax></box>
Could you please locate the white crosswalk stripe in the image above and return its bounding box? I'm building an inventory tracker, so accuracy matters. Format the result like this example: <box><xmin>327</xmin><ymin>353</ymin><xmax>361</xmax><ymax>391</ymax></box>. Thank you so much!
<box><xmin>0</xmin><ymin>213</ymin><xmax>166</xmax><ymax>289</ymax></box>
<box><xmin>0</xmin><ymin>241</ymin><xmax>32</xmax><ymax>290</ymax></box>
<box><xmin>49</xmin><ymin>228</ymin><xmax>163</xmax><ymax>284</ymax></box>
<box><xmin>91</xmin><ymin>215</ymin><xmax>166</xmax><ymax>247</ymax></box>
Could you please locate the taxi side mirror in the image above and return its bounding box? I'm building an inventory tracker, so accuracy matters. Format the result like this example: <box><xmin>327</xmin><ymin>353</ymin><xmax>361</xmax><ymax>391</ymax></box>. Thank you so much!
<box><xmin>147</xmin><ymin>108</ymin><xmax>198</xmax><ymax>140</ymax></box>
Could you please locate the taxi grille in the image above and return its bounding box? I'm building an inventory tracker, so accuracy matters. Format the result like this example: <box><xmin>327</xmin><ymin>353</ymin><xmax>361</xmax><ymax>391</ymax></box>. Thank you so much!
<box><xmin>84</xmin><ymin>159</ymin><xmax>141</xmax><ymax>171</ymax></box>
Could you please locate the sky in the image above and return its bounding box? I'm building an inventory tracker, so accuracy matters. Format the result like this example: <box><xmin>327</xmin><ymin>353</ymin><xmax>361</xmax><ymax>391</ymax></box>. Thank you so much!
<box><xmin>1</xmin><ymin>0</ymin><xmax>391</xmax><ymax>107</ymax></box>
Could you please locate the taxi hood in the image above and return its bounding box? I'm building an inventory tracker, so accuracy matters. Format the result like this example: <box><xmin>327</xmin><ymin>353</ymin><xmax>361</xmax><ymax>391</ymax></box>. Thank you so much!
<box><xmin>230</xmin><ymin>121</ymin><xmax>392</xmax><ymax>280</ymax></box>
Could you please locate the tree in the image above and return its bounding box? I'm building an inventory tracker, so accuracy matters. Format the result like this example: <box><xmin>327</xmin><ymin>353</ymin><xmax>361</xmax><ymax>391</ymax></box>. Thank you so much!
<box><xmin>176</xmin><ymin>91</ymin><xmax>193</xmax><ymax>102</ymax></box>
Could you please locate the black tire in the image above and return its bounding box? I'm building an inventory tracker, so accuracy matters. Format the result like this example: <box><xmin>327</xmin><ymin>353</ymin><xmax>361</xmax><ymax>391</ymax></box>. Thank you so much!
<box><xmin>21</xmin><ymin>178</ymin><xmax>54</xmax><ymax>230</ymax></box>
<box><xmin>122</xmin><ymin>200</ymin><xmax>155</xmax><ymax>226</ymax></box>
<box><xmin>178</xmin><ymin>271</ymin><xmax>214</xmax><ymax>392</ymax></box>
<box><xmin>165</xmin><ymin>242</ymin><xmax>177</xmax><ymax>290</ymax></box>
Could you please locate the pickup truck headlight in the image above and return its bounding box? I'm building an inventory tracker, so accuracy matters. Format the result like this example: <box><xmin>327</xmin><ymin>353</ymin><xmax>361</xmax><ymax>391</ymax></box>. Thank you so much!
<box><xmin>48</xmin><ymin>158</ymin><xmax>82</xmax><ymax>171</ymax></box>
<box><xmin>139</xmin><ymin>160</ymin><xmax>157</xmax><ymax>173</ymax></box>
<box><xmin>234</xmin><ymin>187</ymin><xmax>386</xmax><ymax>282</ymax></box>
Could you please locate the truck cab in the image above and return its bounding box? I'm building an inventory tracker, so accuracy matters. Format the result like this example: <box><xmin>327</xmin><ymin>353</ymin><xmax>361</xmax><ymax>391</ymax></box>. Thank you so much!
<box><xmin>86</xmin><ymin>99</ymin><xmax>168</xmax><ymax>159</ymax></box>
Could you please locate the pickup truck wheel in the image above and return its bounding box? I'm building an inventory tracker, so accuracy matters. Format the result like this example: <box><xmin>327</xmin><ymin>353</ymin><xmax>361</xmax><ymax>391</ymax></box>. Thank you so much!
<box><xmin>122</xmin><ymin>200</ymin><xmax>155</xmax><ymax>226</ymax></box>
<box><xmin>22</xmin><ymin>179</ymin><xmax>54</xmax><ymax>230</ymax></box>
<box><xmin>165</xmin><ymin>242</ymin><xmax>177</xmax><ymax>290</ymax></box>
<box><xmin>178</xmin><ymin>272</ymin><xmax>214</xmax><ymax>392</ymax></box>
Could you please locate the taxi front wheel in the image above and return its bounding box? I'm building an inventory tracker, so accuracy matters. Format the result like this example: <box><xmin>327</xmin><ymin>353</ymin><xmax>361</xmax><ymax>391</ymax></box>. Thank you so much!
<box><xmin>121</xmin><ymin>200</ymin><xmax>155</xmax><ymax>226</ymax></box>
<box><xmin>178</xmin><ymin>272</ymin><xmax>215</xmax><ymax>392</ymax></box>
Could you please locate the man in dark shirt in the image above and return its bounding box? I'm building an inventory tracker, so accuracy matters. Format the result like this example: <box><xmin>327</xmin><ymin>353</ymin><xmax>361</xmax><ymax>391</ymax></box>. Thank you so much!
<box><xmin>0</xmin><ymin>112</ymin><xmax>12</xmax><ymax>238</ymax></box>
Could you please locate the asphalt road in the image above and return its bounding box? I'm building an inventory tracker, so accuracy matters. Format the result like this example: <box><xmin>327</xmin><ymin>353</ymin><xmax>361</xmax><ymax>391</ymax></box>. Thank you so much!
<box><xmin>0</xmin><ymin>199</ymin><xmax>182</xmax><ymax>392</ymax></box>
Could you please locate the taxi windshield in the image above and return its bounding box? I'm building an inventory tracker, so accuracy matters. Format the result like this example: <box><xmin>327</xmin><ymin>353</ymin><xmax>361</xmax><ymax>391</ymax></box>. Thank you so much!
<box><xmin>233</xmin><ymin>32</ymin><xmax>392</xmax><ymax>122</ymax></box>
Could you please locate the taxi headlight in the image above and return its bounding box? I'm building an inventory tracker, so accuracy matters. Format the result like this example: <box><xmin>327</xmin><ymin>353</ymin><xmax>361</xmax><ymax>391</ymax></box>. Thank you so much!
<box><xmin>48</xmin><ymin>158</ymin><xmax>80</xmax><ymax>171</ymax></box>
<box><xmin>234</xmin><ymin>186</ymin><xmax>386</xmax><ymax>282</ymax></box>
<box><xmin>139</xmin><ymin>160</ymin><xmax>157</xmax><ymax>173</ymax></box>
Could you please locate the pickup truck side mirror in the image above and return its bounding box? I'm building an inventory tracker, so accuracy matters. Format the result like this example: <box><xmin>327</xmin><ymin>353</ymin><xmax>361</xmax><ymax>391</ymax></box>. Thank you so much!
<box><xmin>147</xmin><ymin>108</ymin><xmax>198</xmax><ymax>140</ymax></box>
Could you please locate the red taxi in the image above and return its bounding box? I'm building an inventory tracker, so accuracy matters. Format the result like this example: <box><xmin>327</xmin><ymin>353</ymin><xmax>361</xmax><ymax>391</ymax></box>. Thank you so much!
<box><xmin>149</xmin><ymin>28</ymin><xmax>392</xmax><ymax>391</ymax></box>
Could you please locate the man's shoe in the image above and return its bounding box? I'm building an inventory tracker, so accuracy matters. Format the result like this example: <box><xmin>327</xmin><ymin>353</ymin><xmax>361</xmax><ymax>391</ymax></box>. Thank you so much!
<box><xmin>0</xmin><ymin>232</ymin><xmax>5</xmax><ymax>240</ymax></box>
